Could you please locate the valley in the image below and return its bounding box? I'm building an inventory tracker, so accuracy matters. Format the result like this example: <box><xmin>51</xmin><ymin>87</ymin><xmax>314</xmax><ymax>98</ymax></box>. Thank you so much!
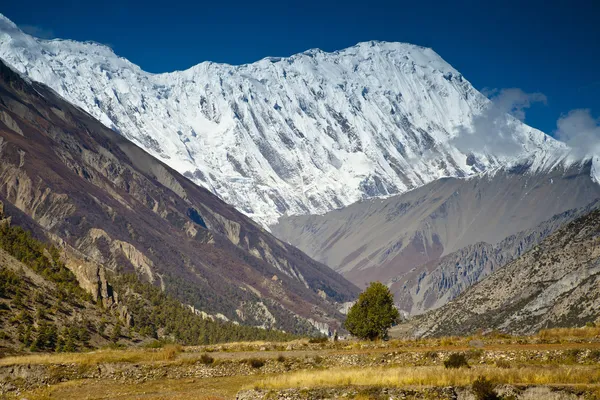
<box><xmin>2</xmin><ymin>329</ymin><xmax>600</xmax><ymax>399</ymax></box>
<box><xmin>0</xmin><ymin>8</ymin><xmax>598</xmax><ymax>400</ymax></box>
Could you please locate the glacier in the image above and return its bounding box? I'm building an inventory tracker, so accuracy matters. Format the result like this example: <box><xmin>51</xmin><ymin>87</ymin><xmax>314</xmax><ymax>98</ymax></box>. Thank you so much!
<box><xmin>0</xmin><ymin>14</ymin><xmax>565</xmax><ymax>226</ymax></box>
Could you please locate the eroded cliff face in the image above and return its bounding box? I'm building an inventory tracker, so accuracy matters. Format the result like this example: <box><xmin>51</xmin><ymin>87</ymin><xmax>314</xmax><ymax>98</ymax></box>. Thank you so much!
<box><xmin>394</xmin><ymin>208</ymin><xmax>600</xmax><ymax>337</ymax></box>
<box><xmin>62</xmin><ymin>245</ymin><xmax>134</xmax><ymax>327</ymax></box>
<box><xmin>0</xmin><ymin>200</ymin><xmax>138</xmax><ymax>352</ymax></box>
<box><xmin>0</xmin><ymin>59</ymin><xmax>358</xmax><ymax>333</ymax></box>
<box><xmin>273</xmin><ymin>162</ymin><xmax>600</xmax><ymax>316</ymax></box>
<box><xmin>391</xmin><ymin>201</ymin><xmax>600</xmax><ymax>316</ymax></box>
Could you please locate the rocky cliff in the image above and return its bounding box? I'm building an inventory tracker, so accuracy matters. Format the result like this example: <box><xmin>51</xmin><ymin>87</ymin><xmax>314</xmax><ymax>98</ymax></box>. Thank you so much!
<box><xmin>393</xmin><ymin>207</ymin><xmax>600</xmax><ymax>337</ymax></box>
<box><xmin>0</xmin><ymin>58</ymin><xmax>358</xmax><ymax>334</ymax></box>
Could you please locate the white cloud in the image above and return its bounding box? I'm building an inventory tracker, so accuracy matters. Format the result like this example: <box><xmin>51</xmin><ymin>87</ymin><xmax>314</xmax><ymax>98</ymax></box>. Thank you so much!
<box><xmin>554</xmin><ymin>109</ymin><xmax>600</xmax><ymax>157</ymax></box>
<box><xmin>451</xmin><ymin>88</ymin><xmax>547</xmax><ymax>156</ymax></box>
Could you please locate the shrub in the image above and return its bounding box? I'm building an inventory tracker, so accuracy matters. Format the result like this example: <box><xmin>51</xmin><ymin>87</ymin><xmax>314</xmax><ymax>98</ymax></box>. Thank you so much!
<box><xmin>495</xmin><ymin>359</ymin><xmax>511</xmax><ymax>369</ymax></box>
<box><xmin>424</xmin><ymin>351</ymin><xmax>438</xmax><ymax>359</ymax></box>
<box><xmin>199</xmin><ymin>353</ymin><xmax>214</xmax><ymax>365</ymax></box>
<box><xmin>308</xmin><ymin>336</ymin><xmax>328</xmax><ymax>344</ymax></box>
<box><xmin>276</xmin><ymin>354</ymin><xmax>286</xmax><ymax>362</ymax></box>
<box><xmin>344</xmin><ymin>282</ymin><xmax>400</xmax><ymax>340</ymax></box>
<box><xmin>444</xmin><ymin>353</ymin><xmax>469</xmax><ymax>369</ymax></box>
<box><xmin>248</xmin><ymin>358</ymin><xmax>265</xmax><ymax>368</ymax></box>
<box><xmin>472</xmin><ymin>376</ymin><xmax>500</xmax><ymax>400</ymax></box>
<box><xmin>587</xmin><ymin>349</ymin><xmax>600</xmax><ymax>362</ymax></box>
<box><xmin>144</xmin><ymin>340</ymin><xmax>165</xmax><ymax>349</ymax></box>
<box><xmin>314</xmin><ymin>355</ymin><xmax>323</xmax><ymax>364</ymax></box>
<box><xmin>466</xmin><ymin>349</ymin><xmax>484</xmax><ymax>360</ymax></box>
<box><xmin>161</xmin><ymin>344</ymin><xmax>182</xmax><ymax>360</ymax></box>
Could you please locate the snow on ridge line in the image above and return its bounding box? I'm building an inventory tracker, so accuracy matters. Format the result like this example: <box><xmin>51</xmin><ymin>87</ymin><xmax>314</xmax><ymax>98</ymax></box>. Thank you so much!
<box><xmin>0</xmin><ymin>14</ymin><xmax>565</xmax><ymax>226</ymax></box>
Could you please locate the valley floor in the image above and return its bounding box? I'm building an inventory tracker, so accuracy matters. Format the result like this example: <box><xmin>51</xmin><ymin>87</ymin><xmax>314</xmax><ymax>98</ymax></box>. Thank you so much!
<box><xmin>2</xmin><ymin>328</ymin><xmax>600</xmax><ymax>399</ymax></box>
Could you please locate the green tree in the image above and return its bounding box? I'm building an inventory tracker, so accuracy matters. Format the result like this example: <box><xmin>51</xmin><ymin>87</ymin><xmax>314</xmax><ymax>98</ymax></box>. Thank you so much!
<box><xmin>344</xmin><ymin>281</ymin><xmax>399</xmax><ymax>340</ymax></box>
<box><xmin>110</xmin><ymin>321</ymin><xmax>122</xmax><ymax>343</ymax></box>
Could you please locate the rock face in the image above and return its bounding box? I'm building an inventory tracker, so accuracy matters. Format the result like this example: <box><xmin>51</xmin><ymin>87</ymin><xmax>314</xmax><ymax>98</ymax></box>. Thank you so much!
<box><xmin>273</xmin><ymin>161</ymin><xmax>600</xmax><ymax>314</ymax></box>
<box><xmin>0</xmin><ymin>58</ymin><xmax>358</xmax><ymax>333</ymax></box>
<box><xmin>0</xmin><ymin>14</ymin><xmax>565</xmax><ymax>226</ymax></box>
<box><xmin>0</xmin><ymin>201</ymin><xmax>136</xmax><ymax>351</ymax></box>
<box><xmin>395</xmin><ymin>207</ymin><xmax>600</xmax><ymax>337</ymax></box>
<box><xmin>390</xmin><ymin>201</ymin><xmax>600</xmax><ymax>315</ymax></box>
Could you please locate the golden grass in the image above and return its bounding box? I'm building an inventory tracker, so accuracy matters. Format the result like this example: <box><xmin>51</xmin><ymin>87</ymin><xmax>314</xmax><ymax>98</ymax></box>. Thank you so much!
<box><xmin>0</xmin><ymin>346</ymin><xmax>184</xmax><ymax>366</ymax></box>
<box><xmin>162</xmin><ymin>344</ymin><xmax>183</xmax><ymax>360</ymax></box>
<box><xmin>4</xmin><ymin>339</ymin><xmax>600</xmax><ymax>368</ymax></box>
<box><xmin>253</xmin><ymin>365</ymin><xmax>600</xmax><ymax>389</ymax></box>
<box><xmin>201</xmin><ymin>338</ymin><xmax>309</xmax><ymax>352</ymax></box>
<box><xmin>539</xmin><ymin>326</ymin><xmax>600</xmax><ymax>340</ymax></box>
<box><xmin>13</xmin><ymin>375</ymin><xmax>256</xmax><ymax>400</ymax></box>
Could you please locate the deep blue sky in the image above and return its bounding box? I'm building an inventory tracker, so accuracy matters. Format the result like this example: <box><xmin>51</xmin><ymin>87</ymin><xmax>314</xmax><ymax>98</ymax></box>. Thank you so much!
<box><xmin>1</xmin><ymin>0</ymin><xmax>599</xmax><ymax>135</ymax></box>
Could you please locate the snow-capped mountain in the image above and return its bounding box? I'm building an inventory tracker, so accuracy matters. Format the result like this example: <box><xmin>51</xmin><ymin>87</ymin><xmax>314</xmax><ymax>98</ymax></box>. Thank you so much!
<box><xmin>0</xmin><ymin>14</ymin><xmax>563</xmax><ymax>225</ymax></box>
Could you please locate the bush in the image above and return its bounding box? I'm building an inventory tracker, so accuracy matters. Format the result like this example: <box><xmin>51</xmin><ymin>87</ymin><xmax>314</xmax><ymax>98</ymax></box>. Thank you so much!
<box><xmin>276</xmin><ymin>354</ymin><xmax>286</xmax><ymax>362</ymax></box>
<box><xmin>308</xmin><ymin>336</ymin><xmax>328</xmax><ymax>344</ymax></box>
<box><xmin>444</xmin><ymin>353</ymin><xmax>470</xmax><ymax>369</ymax></box>
<box><xmin>199</xmin><ymin>353</ymin><xmax>214</xmax><ymax>365</ymax></box>
<box><xmin>161</xmin><ymin>344</ymin><xmax>182</xmax><ymax>360</ymax></box>
<box><xmin>564</xmin><ymin>348</ymin><xmax>581</xmax><ymax>363</ymax></box>
<box><xmin>495</xmin><ymin>359</ymin><xmax>511</xmax><ymax>369</ymax></box>
<box><xmin>472</xmin><ymin>376</ymin><xmax>500</xmax><ymax>400</ymax></box>
<box><xmin>587</xmin><ymin>349</ymin><xmax>600</xmax><ymax>362</ymax></box>
<box><xmin>144</xmin><ymin>340</ymin><xmax>165</xmax><ymax>349</ymax></box>
<box><xmin>247</xmin><ymin>358</ymin><xmax>265</xmax><ymax>368</ymax></box>
<box><xmin>466</xmin><ymin>349</ymin><xmax>484</xmax><ymax>360</ymax></box>
<box><xmin>344</xmin><ymin>282</ymin><xmax>400</xmax><ymax>340</ymax></box>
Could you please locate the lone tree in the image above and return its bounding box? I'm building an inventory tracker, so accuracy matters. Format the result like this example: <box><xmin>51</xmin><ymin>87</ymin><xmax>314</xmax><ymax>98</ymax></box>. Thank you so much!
<box><xmin>344</xmin><ymin>281</ymin><xmax>400</xmax><ymax>340</ymax></box>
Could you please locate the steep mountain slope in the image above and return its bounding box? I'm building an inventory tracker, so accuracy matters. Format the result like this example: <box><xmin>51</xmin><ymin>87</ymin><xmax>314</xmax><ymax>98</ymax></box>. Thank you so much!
<box><xmin>0</xmin><ymin>58</ymin><xmax>358</xmax><ymax>335</ymax></box>
<box><xmin>391</xmin><ymin>200</ymin><xmax>600</xmax><ymax>315</ymax></box>
<box><xmin>0</xmin><ymin>14</ymin><xmax>564</xmax><ymax>225</ymax></box>
<box><xmin>0</xmin><ymin>201</ymin><xmax>131</xmax><ymax>353</ymax></box>
<box><xmin>0</xmin><ymin>201</ymin><xmax>298</xmax><ymax>354</ymax></box>
<box><xmin>394</xmin><ymin>207</ymin><xmax>600</xmax><ymax>337</ymax></box>
<box><xmin>273</xmin><ymin>161</ymin><xmax>600</xmax><ymax>283</ymax></box>
<box><xmin>272</xmin><ymin>161</ymin><xmax>600</xmax><ymax>315</ymax></box>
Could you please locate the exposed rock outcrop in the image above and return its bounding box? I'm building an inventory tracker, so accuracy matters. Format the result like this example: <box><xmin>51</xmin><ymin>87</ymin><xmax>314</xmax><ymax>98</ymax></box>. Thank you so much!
<box><xmin>0</xmin><ymin>57</ymin><xmax>358</xmax><ymax>333</ymax></box>
<box><xmin>394</xmin><ymin>208</ymin><xmax>600</xmax><ymax>337</ymax></box>
<box><xmin>273</xmin><ymin>163</ymin><xmax>600</xmax><ymax>315</ymax></box>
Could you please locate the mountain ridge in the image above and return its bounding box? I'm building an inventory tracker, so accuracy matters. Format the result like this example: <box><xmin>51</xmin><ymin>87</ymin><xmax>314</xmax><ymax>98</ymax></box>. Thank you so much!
<box><xmin>393</xmin><ymin>206</ymin><xmax>600</xmax><ymax>337</ymax></box>
<box><xmin>0</xmin><ymin>14</ymin><xmax>567</xmax><ymax>225</ymax></box>
<box><xmin>0</xmin><ymin>56</ymin><xmax>358</xmax><ymax>335</ymax></box>
<box><xmin>272</xmin><ymin>159</ymin><xmax>600</xmax><ymax>316</ymax></box>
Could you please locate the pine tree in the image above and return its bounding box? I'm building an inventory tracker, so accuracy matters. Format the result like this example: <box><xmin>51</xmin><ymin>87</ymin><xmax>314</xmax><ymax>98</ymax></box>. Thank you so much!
<box><xmin>344</xmin><ymin>282</ymin><xmax>400</xmax><ymax>340</ymax></box>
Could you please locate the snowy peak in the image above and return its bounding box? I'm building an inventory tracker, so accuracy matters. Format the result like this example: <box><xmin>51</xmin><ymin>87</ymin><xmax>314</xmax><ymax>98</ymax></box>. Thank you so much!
<box><xmin>0</xmin><ymin>15</ymin><xmax>565</xmax><ymax>225</ymax></box>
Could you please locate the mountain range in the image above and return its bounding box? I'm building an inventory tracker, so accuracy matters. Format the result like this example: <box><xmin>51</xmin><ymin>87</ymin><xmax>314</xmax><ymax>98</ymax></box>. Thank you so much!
<box><xmin>1</xmin><ymin>12</ymin><xmax>599</xmax><ymax>338</ymax></box>
<box><xmin>0</xmin><ymin>58</ymin><xmax>357</xmax><ymax>335</ymax></box>
<box><xmin>0</xmin><ymin>14</ymin><xmax>570</xmax><ymax>227</ymax></box>
<box><xmin>273</xmin><ymin>160</ymin><xmax>600</xmax><ymax>314</ymax></box>
<box><xmin>393</xmin><ymin>206</ymin><xmax>600</xmax><ymax>337</ymax></box>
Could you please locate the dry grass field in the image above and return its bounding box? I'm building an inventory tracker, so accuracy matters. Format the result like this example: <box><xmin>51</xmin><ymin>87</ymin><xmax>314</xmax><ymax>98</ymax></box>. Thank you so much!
<box><xmin>2</xmin><ymin>327</ymin><xmax>600</xmax><ymax>399</ymax></box>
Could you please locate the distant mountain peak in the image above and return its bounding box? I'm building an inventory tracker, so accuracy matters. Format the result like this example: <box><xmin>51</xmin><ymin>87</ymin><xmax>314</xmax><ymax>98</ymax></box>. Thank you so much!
<box><xmin>0</xmin><ymin>14</ymin><xmax>567</xmax><ymax>226</ymax></box>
